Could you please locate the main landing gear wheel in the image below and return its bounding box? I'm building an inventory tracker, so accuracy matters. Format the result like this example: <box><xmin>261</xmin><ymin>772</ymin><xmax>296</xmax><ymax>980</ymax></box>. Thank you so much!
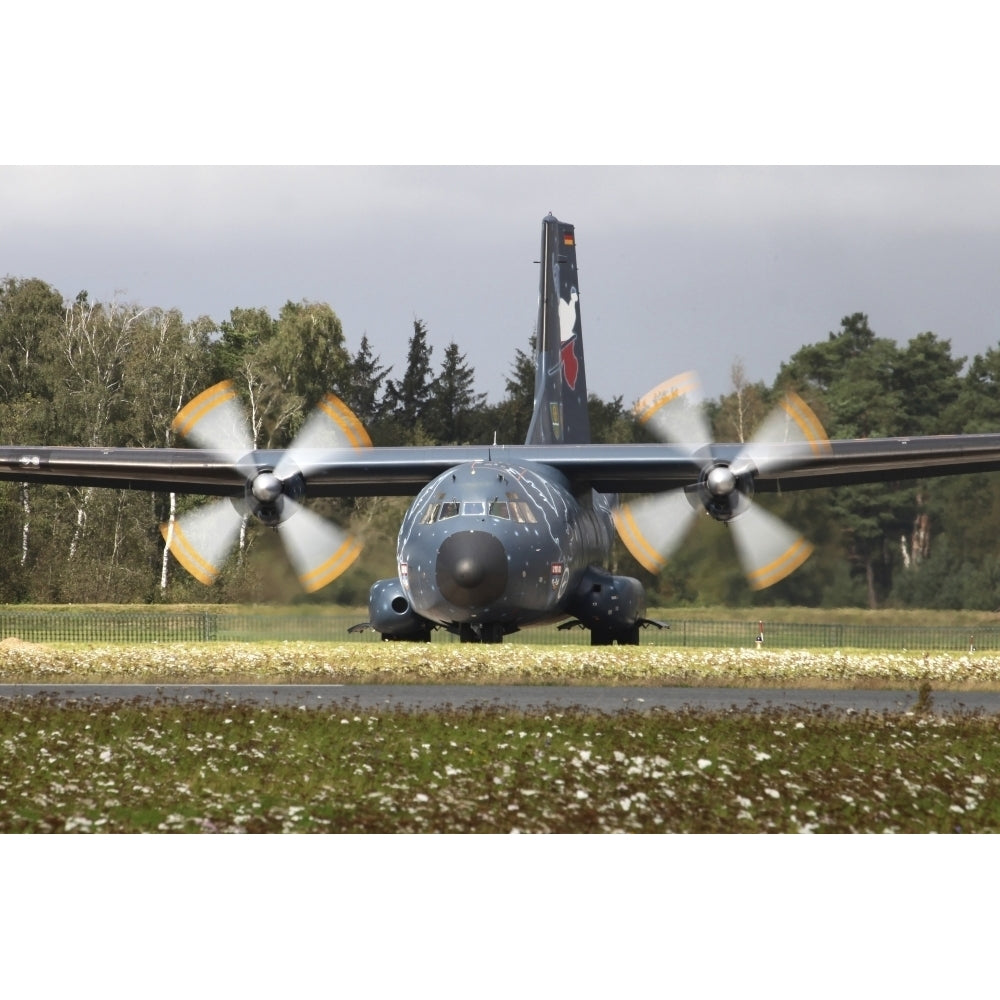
<box><xmin>590</xmin><ymin>625</ymin><xmax>640</xmax><ymax>646</ymax></box>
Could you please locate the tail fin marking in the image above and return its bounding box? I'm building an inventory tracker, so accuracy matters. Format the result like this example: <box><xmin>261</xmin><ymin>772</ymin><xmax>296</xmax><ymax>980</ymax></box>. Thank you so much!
<box><xmin>526</xmin><ymin>214</ymin><xmax>591</xmax><ymax>445</ymax></box>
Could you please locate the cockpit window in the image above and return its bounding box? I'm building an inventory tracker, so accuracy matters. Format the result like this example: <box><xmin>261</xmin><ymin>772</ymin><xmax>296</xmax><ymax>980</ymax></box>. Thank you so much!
<box><xmin>508</xmin><ymin>502</ymin><xmax>537</xmax><ymax>524</ymax></box>
<box><xmin>422</xmin><ymin>499</ymin><xmax>519</xmax><ymax>523</ymax></box>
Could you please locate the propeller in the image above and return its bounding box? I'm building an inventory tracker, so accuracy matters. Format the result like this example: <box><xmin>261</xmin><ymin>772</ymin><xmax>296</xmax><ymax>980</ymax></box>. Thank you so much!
<box><xmin>161</xmin><ymin>381</ymin><xmax>369</xmax><ymax>592</ymax></box>
<box><xmin>613</xmin><ymin>372</ymin><xmax>831</xmax><ymax>589</ymax></box>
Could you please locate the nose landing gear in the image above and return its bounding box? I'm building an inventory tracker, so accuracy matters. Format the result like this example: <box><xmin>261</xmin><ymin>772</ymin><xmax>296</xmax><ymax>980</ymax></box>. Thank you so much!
<box><xmin>458</xmin><ymin>622</ymin><xmax>507</xmax><ymax>644</ymax></box>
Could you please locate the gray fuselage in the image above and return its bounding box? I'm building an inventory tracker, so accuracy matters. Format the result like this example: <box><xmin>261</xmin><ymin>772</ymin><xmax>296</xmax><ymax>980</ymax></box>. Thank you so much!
<box><xmin>397</xmin><ymin>460</ymin><xmax>615</xmax><ymax>629</ymax></box>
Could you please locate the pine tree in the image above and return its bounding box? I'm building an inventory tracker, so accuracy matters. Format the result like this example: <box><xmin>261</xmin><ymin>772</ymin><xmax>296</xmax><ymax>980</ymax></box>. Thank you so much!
<box><xmin>344</xmin><ymin>334</ymin><xmax>392</xmax><ymax>431</ymax></box>
<box><xmin>384</xmin><ymin>319</ymin><xmax>434</xmax><ymax>441</ymax></box>
<box><xmin>493</xmin><ymin>335</ymin><xmax>537</xmax><ymax>444</ymax></box>
<box><xmin>426</xmin><ymin>341</ymin><xmax>487</xmax><ymax>444</ymax></box>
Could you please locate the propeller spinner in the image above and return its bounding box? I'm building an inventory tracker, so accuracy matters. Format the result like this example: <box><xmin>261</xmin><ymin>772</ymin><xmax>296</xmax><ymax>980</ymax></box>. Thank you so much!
<box><xmin>161</xmin><ymin>381</ymin><xmax>368</xmax><ymax>592</ymax></box>
<box><xmin>614</xmin><ymin>372</ymin><xmax>830</xmax><ymax>590</ymax></box>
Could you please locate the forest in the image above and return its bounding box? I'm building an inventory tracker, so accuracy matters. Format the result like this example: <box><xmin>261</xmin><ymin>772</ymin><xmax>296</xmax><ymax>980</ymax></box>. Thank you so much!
<box><xmin>2</xmin><ymin>274</ymin><xmax>1000</xmax><ymax>610</ymax></box>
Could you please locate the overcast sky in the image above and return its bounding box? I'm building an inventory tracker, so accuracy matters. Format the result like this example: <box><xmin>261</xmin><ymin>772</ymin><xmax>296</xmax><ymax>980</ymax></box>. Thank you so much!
<box><xmin>4</xmin><ymin>165</ymin><xmax>1000</xmax><ymax>411</ymax></box>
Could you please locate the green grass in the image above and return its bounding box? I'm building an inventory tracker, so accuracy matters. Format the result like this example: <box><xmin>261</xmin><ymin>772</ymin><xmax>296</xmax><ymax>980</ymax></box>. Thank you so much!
<box><xmin>649</xmin><ymin>605</ymin><xmax>1000</xmax><ymax>627</ymax></box>
<box><xmin>5</xmin><ymin>602</ymin><xmax>996</xmax><ymax>624</ymax></box>
<box><xmin>3</xmin><ymin>603</ymin><xmax>996</xmax><ymax>650</ymax></box>
<box><xmin>3</xmin><ymin>700</ymin><xmax>999</xmax><ymax>832</ymax></box>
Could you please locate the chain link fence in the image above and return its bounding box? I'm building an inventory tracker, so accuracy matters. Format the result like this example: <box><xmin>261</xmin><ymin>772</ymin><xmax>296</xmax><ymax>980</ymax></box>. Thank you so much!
<box><xmin>0</xmin><ymin>609</ymin><xmax>995</xmax><ymax>650</ymax></box>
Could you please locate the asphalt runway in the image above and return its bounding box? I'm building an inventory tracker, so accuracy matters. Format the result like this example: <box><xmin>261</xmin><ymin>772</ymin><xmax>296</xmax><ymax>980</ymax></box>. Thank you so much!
<box><xmin>3</xmin><ymin>684</ymin><xmax>1000</xmax><ymax>714</ymax></box>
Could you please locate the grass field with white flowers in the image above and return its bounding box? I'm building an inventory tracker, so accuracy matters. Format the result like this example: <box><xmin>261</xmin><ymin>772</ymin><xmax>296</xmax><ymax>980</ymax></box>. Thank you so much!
<box><xmin>5</xmin><ymin>634</ymin><xmax>1000</xmax><ymax>833</ymax></box>
<box><xmin>3</xmin><ymin>698</ymin><xmax>999</xmax><ymax>832</ymax></box>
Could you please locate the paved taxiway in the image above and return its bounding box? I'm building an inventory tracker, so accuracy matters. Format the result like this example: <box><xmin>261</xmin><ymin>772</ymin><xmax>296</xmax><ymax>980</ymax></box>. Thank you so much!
<box><xmin>3</xmin><ymin>684</ymin><xmax>1000</xmax><ymax>714</ymax></box>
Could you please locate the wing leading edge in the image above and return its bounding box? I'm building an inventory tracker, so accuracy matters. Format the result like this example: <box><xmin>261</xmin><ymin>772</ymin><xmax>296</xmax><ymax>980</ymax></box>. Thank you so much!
<box><xmin>4</xmin><ymin>434</ymin><xmax>1000</xmax><ymax>497</ymax></box>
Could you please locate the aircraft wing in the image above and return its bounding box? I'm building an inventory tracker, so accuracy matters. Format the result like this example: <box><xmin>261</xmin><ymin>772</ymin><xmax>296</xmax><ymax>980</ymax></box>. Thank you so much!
<box><xmin>0</xmin><ymin>445</ymin><xmax>490</xmax><ymax>496</ymax></box>
<box><xmin>742</xmin><ymin>434</ymin><xmax>1000</xmax><ymax>492</ymax></box>
<box><xmin>3</xmin><ymin>434</ymin><xmax>1000</xmax><ymax>497</ymax></box>
<box><xmin>0</xmin><ymin>447</ymin><xmax>246</xmax><ymax>495</ymax></box>
<box><xmin>515</xmin><ymin>435</ymin><xmax>1000</xmax><ymax>494</ymax></box>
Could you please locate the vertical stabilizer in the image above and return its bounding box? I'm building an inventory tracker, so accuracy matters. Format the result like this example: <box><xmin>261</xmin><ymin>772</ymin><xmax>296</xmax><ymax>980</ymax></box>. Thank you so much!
<box><xmin>526</xmin><ymin>214</ymin><xmax>591</xmax><ymax>445</ymax></box>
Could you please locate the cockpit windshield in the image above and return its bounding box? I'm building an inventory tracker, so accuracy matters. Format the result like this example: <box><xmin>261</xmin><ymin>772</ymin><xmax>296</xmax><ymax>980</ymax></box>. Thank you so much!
<box><xmin>419</xmin><ymin>499</ymin><xmax>531</xmax><ymax>523</ymax></box>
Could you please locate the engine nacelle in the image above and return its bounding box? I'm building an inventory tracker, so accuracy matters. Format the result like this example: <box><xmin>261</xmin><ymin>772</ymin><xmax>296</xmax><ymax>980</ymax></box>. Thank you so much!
<box><xmin>368</xmin><ymin>578</ymin><xmax>434</xmax><ymax>641</ymax></box>
<box><xmin>689</xmin><ymin>462</ymin><xmax>754</xmax><ymax>523</ymax></box>
<box><xmin>567</xmin><ymin>566</ymin><xmax>645</xmax><ymax>634</ymax></box>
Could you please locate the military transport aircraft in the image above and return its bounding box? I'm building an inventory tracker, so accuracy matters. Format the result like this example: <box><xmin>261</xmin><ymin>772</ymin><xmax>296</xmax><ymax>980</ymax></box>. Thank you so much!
<box><xmin>4</xmin><ymin>214</ymin><xmax>1000</xmax><ymax>644</ymax></box>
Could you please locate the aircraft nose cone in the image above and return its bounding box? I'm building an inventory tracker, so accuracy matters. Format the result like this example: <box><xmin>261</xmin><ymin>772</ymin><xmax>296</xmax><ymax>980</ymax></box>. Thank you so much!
<box><xmin>452</xmin><ymin>554</ymin><xmax>486</xmax><ymax>588</ymax></box>
<box><xmin>436</xmin><ymin>531</ymin><xmax>508</xmax><ymax>608</ymax></box>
